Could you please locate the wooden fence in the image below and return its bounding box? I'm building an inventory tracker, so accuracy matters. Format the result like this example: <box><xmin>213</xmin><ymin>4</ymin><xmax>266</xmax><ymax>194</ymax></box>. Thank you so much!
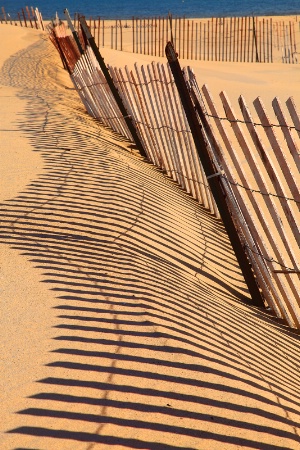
<box><xmin>75</xmin><ymin>14</ymin><xmax>299</xmax><ymax>64</ymax></box>
<box><xmin>0</xmin><ymin>5</ymin><xmax>44</xmax><ymax>29</ymax></box>
<box><xmin>2</xmin><ymin>7</ymin><xmax>298</xmax><ymax>63</ymax></box>
<box><xmin>49</xmin><ymin>21</ymin><xmax>300</xmax><ymax>329</ymax></box>
<box><xmin>196</xmin><ymin>80</ymin><xmax>300</xmax><ymax>326</ymax></box>
<box><xmin>129</xmin><ymin>16</ymin><xmax>275</xmax><ymax>62</ymax></box>
<box><xmin>274</xmin><ymin>19</ymin><xmax>298</xmax><ymax>63</ymax></box>
<box><xmin>69</xmin><ymin>42</ymin><xmax>217</xmax><ymax>214</ymax></box>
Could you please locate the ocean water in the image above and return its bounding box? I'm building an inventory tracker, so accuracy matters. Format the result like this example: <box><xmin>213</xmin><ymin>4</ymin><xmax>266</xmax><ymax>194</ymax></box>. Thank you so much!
<box><xmin>1</xmin><ymin>0</ymin><xmax>300</xmax><ymax>20</ymax></box>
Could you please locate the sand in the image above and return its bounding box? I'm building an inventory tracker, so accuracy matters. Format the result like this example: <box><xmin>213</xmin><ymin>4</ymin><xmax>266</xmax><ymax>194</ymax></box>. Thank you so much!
<box><xmin>1</xmin><ymin>21</ymin><xmax>300</xmax><ymax>450</ymax></box>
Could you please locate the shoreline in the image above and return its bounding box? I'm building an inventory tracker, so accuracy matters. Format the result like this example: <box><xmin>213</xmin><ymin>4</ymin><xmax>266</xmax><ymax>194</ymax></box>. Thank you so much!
<box><xmin>1</xmin><ymin>13</ymin><xmax>300</xmax><ymax>24</ymax></box>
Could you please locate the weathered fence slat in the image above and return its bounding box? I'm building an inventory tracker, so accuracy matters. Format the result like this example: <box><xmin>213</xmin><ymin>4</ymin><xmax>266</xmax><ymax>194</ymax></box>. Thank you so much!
<box><xmin>128</xmin><ymin>70</ymin><xmax>155</xmax><ymax>157</ymax></box>
<box><xmin>154</xmin><ymin>63</ymin><xmax>192</xmax><ymax>194</ymax></box>
<box><xmin>148</xmin><ymin>63</ymin><xmax>175</xmax><ymax>174</ymax></box>
<box><xmin>130</xmin><ymin>65</ymin><xmax>162</xmax><ymax>164</ymax></box>
<box><xmin>112</xmin><ymin>67</ymin><xmax>142</xmax><ymax>141</ymax></box>
<box><xmin>272</xmin><ymin>97</ymin><xmax>300</xmax><ymax>172</ymax></box>
<box><xmin>116</xmin><ymin>66</ymin><xmax>144</xmax><ymax>142</ymax></box>
<box><xmin>163</xmin><ymin>65</ymin><xmax>191</xmax><ymax>189</ymax></box>
<box><xmin>147</xmin><ymin>63</ymin><xmax>175</xmax><ymax>178</ymax></box>
<box><xmin>155</xmin><ymin>64</ymin><xmax>184</xmax><ymax>184</ymax></box>
<box><xmin>154</xmin><ymin>63</ymin><xmax>187</xmax><ymax>186</ymax></box>
<box><xmin>186</xmin><ymin>72</ymin><xmax>221</xmax><ymax>215</ymax></box>
<box><xmin>185</xmin><ymin>71</ymin><xmax>218</xmax><ymax>213</ymax></box>
<box><xmin>286</xmin><ymin>97</ymin><xmax>300</xmax><ymax>140</ymax></box>
<box><xmin>139</xmin><ymin>65</ymin><xmax>169</xmax><ymax>167</ymax></box>
<box><xmin>123</xmin><ymin>65</ymin><xmax>158</xmax><ymax>162</ymax></box>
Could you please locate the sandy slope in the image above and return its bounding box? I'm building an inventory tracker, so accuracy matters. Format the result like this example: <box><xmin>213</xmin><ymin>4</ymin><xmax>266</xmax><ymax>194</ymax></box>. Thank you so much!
<box><xmin>0</xmin><ymin>23</ymin><xmax>300</xmax><ymax>450</ymax></box>
<box><xmin>100</xmin><ymin>45</ymin><xmax>300</xmax><ymax>107</ymax></box>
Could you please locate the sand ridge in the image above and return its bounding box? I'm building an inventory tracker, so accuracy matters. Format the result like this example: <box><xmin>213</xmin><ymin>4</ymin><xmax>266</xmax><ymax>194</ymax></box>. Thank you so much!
<box><xmin>0</xmin><ymin>23</ymin><xmax>300</xmax><ymax>450</ymax></box>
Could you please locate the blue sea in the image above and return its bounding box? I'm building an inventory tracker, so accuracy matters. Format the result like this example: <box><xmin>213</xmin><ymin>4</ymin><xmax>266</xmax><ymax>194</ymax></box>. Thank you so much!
<box><xmin>1</xmin><ymin>0</ymin><xmax>300</xmax><ymax>20</ymax></box>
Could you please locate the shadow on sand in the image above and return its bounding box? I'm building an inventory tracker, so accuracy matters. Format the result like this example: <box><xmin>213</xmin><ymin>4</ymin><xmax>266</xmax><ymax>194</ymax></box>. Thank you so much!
<box><xmin>1</xmin><ymin>36</ymin><xmax>300</xmax><ymax>450</ymax></box>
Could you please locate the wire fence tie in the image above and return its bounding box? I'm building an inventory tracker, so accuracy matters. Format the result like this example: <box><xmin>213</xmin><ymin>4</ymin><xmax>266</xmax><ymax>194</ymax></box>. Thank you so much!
<box><xmin>206</xmin><ymin>172</ymin><xmax>222</xmax><ymax>180</ymax></box>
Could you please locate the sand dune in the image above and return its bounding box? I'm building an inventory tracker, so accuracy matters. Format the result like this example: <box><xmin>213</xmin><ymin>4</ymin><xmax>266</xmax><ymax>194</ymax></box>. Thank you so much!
<box><xmin>1</xmin><ymin>23</ymin><xmax>300</xmax><ymax>450</ymax></box>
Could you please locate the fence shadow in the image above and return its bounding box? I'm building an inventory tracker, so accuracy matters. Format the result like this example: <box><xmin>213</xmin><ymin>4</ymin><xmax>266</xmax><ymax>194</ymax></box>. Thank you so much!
<box><xmin>1</xmin><ymin>36</ymin><xmax>300</xmax><ymax>450</ymax></box>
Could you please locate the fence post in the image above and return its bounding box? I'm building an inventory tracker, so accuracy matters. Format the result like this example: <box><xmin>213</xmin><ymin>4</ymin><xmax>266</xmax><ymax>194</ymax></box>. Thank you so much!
<box><xmin>132</xmin><ymin>16</ymin><xmax>135</xmax><ymax>53</ymax></box>
<box><xmin>30</xmin><ymin>6</ymin><xmax>38</xmax><ymax>28</ymax></box>
<box><xmin>26</xmin><ymin>6</ymin><xmax>33</xmax><ymax>28</ymax></box>
<box><xmin>79</xmin><ymin>16</ymin><xmax>147</xmax><ymax>159</ymax></box>
<box><xmin>165</xmin><ymin>41</ymin><xmax>265</xmax><ymax>307</ymax></box>
<box><xmin>3</xmin><ymin>7</ymin><xmax>7</xmax><ymax>23</ymax></box>
<box><xmin>64</xmin><ymin>9</ymin><xmax>84</xmax><ymax>55</ymax></box>
<box><xmin>252</xmin><ymin>16</ymin><xmax>260</xmax><ymax>62</ymax></box>
<box><xmin>2</xmin><ymin>6</ymin><xmax>7</xmax><ymax>23</ymax></box>
<box><xmin>120</xmin><ymin>19</ymin><xmax>123</xmax><ymax>51</ymax></box>
<box><xmin>270</xmin><ymin>18</ymin><xmax>273</xmax><ymax>62</ymax></box>
<box><xmin>21</xmin><ymin>8</ymin><xmax>27</xmax><ymax>27</ymax></box>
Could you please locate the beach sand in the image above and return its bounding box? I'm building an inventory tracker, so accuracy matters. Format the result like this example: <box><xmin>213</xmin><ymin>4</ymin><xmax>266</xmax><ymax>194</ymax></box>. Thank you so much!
<box><xmin>1</xmin><ymin>21</ymin><xmax>300</xmax><ymax>449</ymax></box>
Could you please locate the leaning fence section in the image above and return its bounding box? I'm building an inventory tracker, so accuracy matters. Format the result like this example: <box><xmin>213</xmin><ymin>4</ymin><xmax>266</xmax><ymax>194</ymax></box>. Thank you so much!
<box><xmin>72</xmin><ymin>46</ymin><xmax>134</xmax><ymax>141</ymax></box>
<box><xmin>49</xmin><ymin>19</ymin><xmax>300</xmax><ymax>329</ymax></box>
<box><xmin>61</xmin><ymin>20</ymin><xmax>219</xmax><ymax>215</ymax></box>
<box><xmin>109</xmin><ymin>63</ymin><xmax>216</xmax><ymax>212</ymax></box>
<box><xmin>191</xmin><ymin>76</ymin><xmax>300</xmax><ymax>327</ymax></box>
